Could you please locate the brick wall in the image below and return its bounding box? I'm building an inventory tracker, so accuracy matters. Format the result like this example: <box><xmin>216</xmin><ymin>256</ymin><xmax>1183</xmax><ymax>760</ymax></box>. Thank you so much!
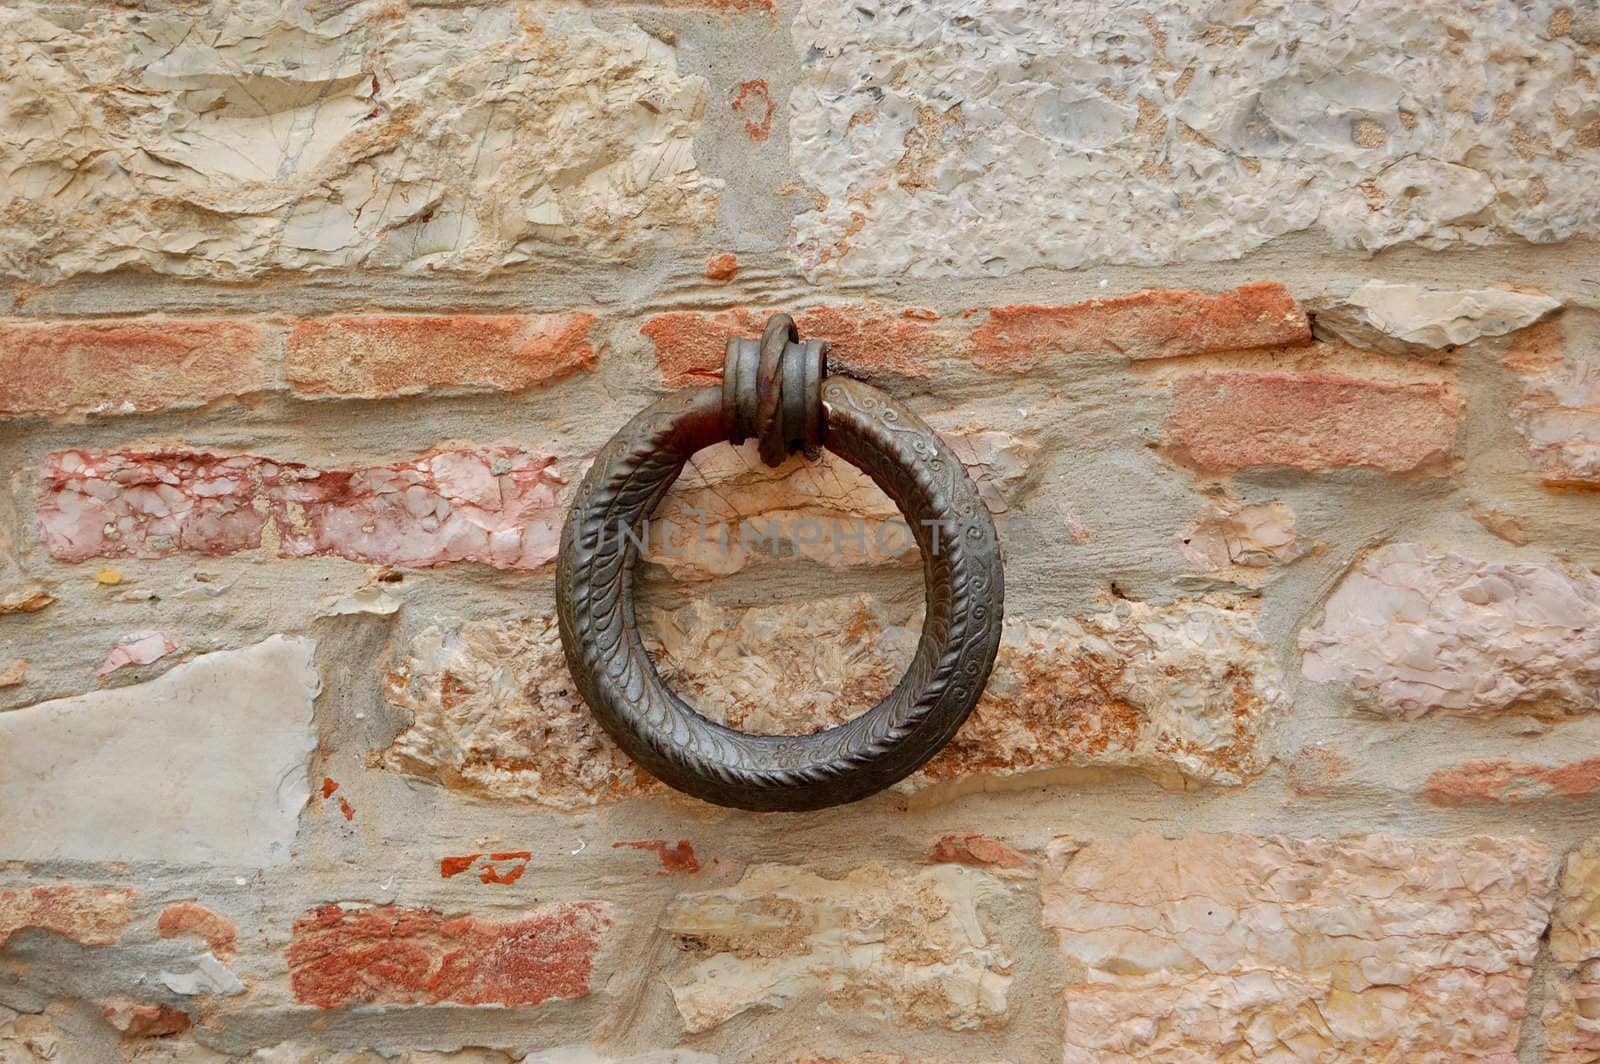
<box><xmin>1</xmin><ymin>1</ymin><xmax>1598</xmax><ymax>1061</ymax></box>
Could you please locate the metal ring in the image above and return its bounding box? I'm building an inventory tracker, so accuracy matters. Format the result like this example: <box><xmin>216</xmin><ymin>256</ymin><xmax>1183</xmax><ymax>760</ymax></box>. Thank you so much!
<box><xmin>556</xmin><ymin>369</ymin><xmax>1004</xmax><ymax>811</ymax></box>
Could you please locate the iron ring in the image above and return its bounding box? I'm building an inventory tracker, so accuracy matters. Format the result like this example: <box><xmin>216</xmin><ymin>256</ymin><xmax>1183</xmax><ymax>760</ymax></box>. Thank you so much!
<box><xmin>555</xmin><ymin>324</ymin><xmax>1004</xmax><ymax>811</ymax></box>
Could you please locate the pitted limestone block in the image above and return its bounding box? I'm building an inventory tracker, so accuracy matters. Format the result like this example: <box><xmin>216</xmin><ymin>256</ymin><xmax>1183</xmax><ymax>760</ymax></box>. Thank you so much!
<box><xmin>789</xmin><ymin>0</ymin><xmax>1600</xmax><ymax>278</ymax></box>
<box><xmin>0</xmin><ymin>2</ymin><xmax>717</xmax><ymax>282</ymax></box>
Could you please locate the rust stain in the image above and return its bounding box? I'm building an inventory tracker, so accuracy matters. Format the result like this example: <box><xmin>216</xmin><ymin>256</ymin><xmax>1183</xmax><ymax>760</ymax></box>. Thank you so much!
<box><xmin>614</xmin><ymin>839</ymin><xmax>700</xmax><ymax>875</ymax></box>
<box><xmin>440</xmin><ymin>851</ymin><xmax>533</xmax><ymax>885</ymax></box>
<box><xmin>481</xmin><ymin>852</ymin><xmax>532</xmax><ymax>885</ymax></box>
<box><xmin>1425</xmin><ymin>757</ymin><xmax>1600</xmax><ymax>807</ymax></box>
<box><xmin>732</xmin><ymin>79</ymin><xmax>774</xmax><ymax>143</ymax></box>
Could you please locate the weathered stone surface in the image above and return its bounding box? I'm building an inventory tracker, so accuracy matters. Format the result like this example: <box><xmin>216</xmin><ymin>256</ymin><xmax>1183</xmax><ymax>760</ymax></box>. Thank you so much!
<box><xmin>661</xmin><ymin>593</ymin><xmax>1282</xmax><ymax>791</ymax></box>
<box><xmin>1044</xmin><ymin>834</ymin><xmax>1558</xmax><ymax>1062</ymax></box>
<box><xmin>1312</xmin><ymin>282</ymin><xmax>1561</xmax><ymax>355</ymax></box>
<box><xmin>0</xmin><ymin>2</ymin><xmax>716</xmax><ymax>282</ymax></box>
<box><xmin>1301</xmin><ymin>543</ymin><xmax>1600</xmax><ymax>718</ymax></box>
<box><xmin>0</xmin><ymin>320</ymin><xmax>265</xmax><ymax>419</ymax></box>
<box><xmin>520</xmin><ymin>1053</ymin><xmax>718</xmax><ymax>1064</ymax></box>
<box><xmin>256</xmin><ymin>1047</ymin><xmax>532</xmax><ymax>1064</ymax></box>
<box><xmin>519</xmin><ymin>1052</ymin><xmax>717</xmax><ymax>1064</ymax></box>
<box><xmin>287</xmin><ymin>902</ymin><xmax>610</xmax><ymax>1008</ymax></box>
<box><xmin>971</xmin><ymin>284</ymin><xmax>1308</xmax><ymax>371</ymax></box>
<box><xmin>649</xmin><ymin>595</ymin><xmax>916</xmax><ymax>735</ymax></box>
<box><xmin>645</xmin><ymin>431</ymin><xmax>1035</xmax><ymax>579</ymax></box>
<box><xmin>789</xmin><ymin>0</ymin><xmax>1600</xmax><ymax>278</ymax></box>
<box><xmin>796</xmin><ymin>1057</ymin><xmax>1005</xmax><ymax>1064</ymax></box>
<box><xmin>1546</xmin><ymin>839</ymin><xmax>1600</xmax><ymax>1063</ymax></box>
<box><xmin>0</xmin><ymin>637</ymin><xmax>317</xmax><ymax>864</ymax></box>
<box><xmin>664</xmin><ymin>863</ymin><xmax>1009</xmax><ymax>1033</ymax></box>
<box><xmin>383</xmin><ymin>616</ymin><xmax>656</xmax><ymax>808</ymax></box>
<box><xmin>923</xmin><ymin>597</ymin><xmax>1282</xmax><ymax>790</ymax></box>
<box><xmin>796</xmin><ymin>1056</ymin><xmax>1004</xmax><ymax>1062</ymax></box>
<box><xmin>1425</xmin><ymin>758</ymin><xmax>1600</xmax><ymax>807</ymax></box>
<box><xmin>286</xmin><ymin>314</ymin><xmax>596</xmax><ymax>399</ymax></box>
<box><xmin>1507</xmin><ymin>336</ymin><xmax>1600</xmax><ymax>487</ymax></box>
<box><xmin>1179</xmin><ymin>500</ymin><xmax>1303</xmax><ymax>577</ymax></box>
<box><xmin>39</xmin><ymin>447</ymin><xmax>564</xmax><ymax>571</ymax></box>
<box><xmin>1164</xmin><ymin>371</ymin><xmax>1460</xmax><ymax>475</ymax></box>
<box><xmin>0</xmin><ymin>1010</ymin><xmax>62</xmax><ymax>1062</ymax></box>
<box><xmin>0</xmin><ymin>886</ymin><xmax>133</xmax><ymax>948</ymax></box>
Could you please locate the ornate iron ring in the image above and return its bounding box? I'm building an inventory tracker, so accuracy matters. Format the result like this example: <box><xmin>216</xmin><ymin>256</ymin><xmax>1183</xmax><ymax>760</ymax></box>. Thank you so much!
<box><xmin>555</xmin><ymin>315</ymin><xmax>1004</xmax><ymax>811</ymax></box>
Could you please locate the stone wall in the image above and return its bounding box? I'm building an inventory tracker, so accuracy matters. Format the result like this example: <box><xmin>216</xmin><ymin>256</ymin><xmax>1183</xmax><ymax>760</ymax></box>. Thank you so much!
<box><xmin>1</xmin><ymin>1</ymin><xmax>1598</xmax><ymax>1061</ymax></box>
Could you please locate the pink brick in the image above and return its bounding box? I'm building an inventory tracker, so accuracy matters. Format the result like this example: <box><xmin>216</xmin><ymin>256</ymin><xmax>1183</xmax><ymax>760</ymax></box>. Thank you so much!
<box><xmin>0</xmin><ymin>886</ymin><xmax>134</xmax><ymax>948</ymax></box>
<box><xmin>287</xmin><ymin>902</ymin><xmax>609</xmax><ymax>1008</ymax></box>
<box><xmin>0</xmin><ymin>319</ymin><xmax>264</xmax><ymax>419</ymax></box>
<box><xmin>1424</xmin><ymin>758</ymin><xmax>1600</xmax><ymax>807</ymax></box>
<box><xmin>1046</xmin><ymin>834</ymin><xmax>1556</xmax><ymax>1062</ymax></box>
<box><xmin>38</xmin><ymin>447</ymin><xmax>563</xmax><ymax>570</ymax></box>
<box><xmin>642</xmin><ymin>305</ymin><xmax>958</xmax><ymax>386</ymax></box>
<box><xmin>157</xmin><ymin>902</ymin><xmax>238</xmax><ymax>957</ymax></box>
<box><xmin>286</xmin><ymin>313</ymin><xmax>596</xmax><ymax>398</ymax></box>
<box><xmin>1165</xmin><ymin>370</ymin><xmax>1460</xmax><ymax>475</ymax></box>
<box><xmin>972</xmin><ymin>283</ymin><xmax>1309</xmax><ymax>371</ymax></box>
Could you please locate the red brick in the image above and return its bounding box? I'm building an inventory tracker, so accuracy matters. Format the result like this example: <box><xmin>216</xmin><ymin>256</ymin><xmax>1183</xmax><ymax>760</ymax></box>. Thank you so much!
<box><xmin>102</xmin><ymin>1001</ymin><xmax>191</xmax><ymax>1039</ymax></box>
<box><xmin>286</xmin><ymin>313</ymin><xmax>595</xmax><ymax>399</ymax></box>
<box><xmin>286</xmin><ymin>902</ymin><xmax>609</xmax><ymax>1008</ymax></box>
<box><xmin>929</xmin><ymin>834</ymin><xmax>1029</xmax><ymax>872</ymax></box>
<box><xmin>157</xmin><ymin>902</ymin><xmax>237</xmax><ymax>957</ymax></box>
<box><xmin>0</xmin><ymin>886</ymin><xmax>134</xmax><ymax>948</ymax></box>
<box><xmin>1424</xmin><ymin>758</ymin><xmax>1600</xmax><ymax>807</ymax></box>
<box><xmin>642</xmin><ymin>305</ymin><xmax>958</xmax><ymax>387</ymax></box>
<box><xmin>972</xmin><ymin>283</ymin><xmax>1308</xmax><ymax>371</ymax></box>
<box><xmin>0</xmin><ymin>319</ymin><xmax>265</xmax><ymax>419</ymax></box>
<box><xmin>732</xmin><ymin>79</ymin><xmax>774</xmax><ymax>142</ymax></box>
<box><xmin>705</xmin><ymin>253</ymin><xmax>739</xmax><ymax>281</ymax></box>
<box><xmin>1164</xmin><ymin>371</ymin><xmax>1460</xmax><ymax>475</ymax></box>
<box><xmin>613</xmin><ymin>839</ymin><xmax>700</xmax><ymax>875</ymax></box>
<box><xmin>38</xmin><ymin>447</ymin><xmax>564</xmax><ymax>570</ymax></box>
